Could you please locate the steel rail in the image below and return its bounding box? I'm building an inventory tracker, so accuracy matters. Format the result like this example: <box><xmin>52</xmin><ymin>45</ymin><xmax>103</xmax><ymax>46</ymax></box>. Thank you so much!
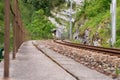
<box><xmin>54</xmin><ymin>40</ymin><xmax>120</xmax><ymax>57</ymax></box>
<box><xmin>62</xmin><ymin>40</ymin><xmax>120</xmax><ymax>52</ymax></box>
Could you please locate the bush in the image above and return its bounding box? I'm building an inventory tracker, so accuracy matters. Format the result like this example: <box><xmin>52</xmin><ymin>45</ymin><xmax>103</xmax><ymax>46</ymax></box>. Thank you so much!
<box><xmin>115</xmin><ymin>39</ymin><xmax>120</xmax><ymax>47</ymax></box>
<box><xmin>27</xmin><ymin>9</ymin><xmax>55</xmax><ymax>39</ymax></box>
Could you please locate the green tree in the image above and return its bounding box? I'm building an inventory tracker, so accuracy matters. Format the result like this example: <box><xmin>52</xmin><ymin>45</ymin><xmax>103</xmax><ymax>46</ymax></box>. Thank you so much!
<box><xmin>28</xmin><ymin>9</ymin><xmax>55</xmax><ymax>39</ymax></box>
<box><xmin>0</xmin><ymin>0</ymin><xmax>4</xmax><ymax>47</ymax></box>
<box><xmin>23</xmin><ymin>0</ymin><xmax>65</xmax><ymax>16</ymax></box>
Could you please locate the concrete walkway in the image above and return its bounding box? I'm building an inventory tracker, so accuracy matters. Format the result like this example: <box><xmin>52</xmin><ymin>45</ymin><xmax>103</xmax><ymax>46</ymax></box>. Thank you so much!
<box><xmin>37</xmin><ymin>42</ymin><xmax>114</xmax><ymax>80</ymax></box>
<box><xmin>0</xmin><ymin>40</ymin><xmax>115</xmax><ymax>80</ymax></box>
<box><xmin>0</xmin><ymin>41</ymin><xmax>76</xmax><ymax>80</ymax></box>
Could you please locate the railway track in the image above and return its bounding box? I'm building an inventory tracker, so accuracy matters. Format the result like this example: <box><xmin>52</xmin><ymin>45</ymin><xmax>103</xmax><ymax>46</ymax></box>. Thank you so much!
<box><xmin>54</xmin><ymin>40</ymin><xmax>120</xmax><ymax>57</ymax></box>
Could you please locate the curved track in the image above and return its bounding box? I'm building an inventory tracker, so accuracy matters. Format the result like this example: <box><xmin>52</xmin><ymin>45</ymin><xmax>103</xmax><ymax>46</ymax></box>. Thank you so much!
<box><xmin>54</xmin><ymin>40</ymin><xmax>120</xmax><ymax>57</ymax></box>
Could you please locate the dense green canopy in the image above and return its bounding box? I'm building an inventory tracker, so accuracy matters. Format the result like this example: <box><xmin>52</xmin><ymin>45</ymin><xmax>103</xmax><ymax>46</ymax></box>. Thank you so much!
<box><xmin>0</xmin><ymin>0</ymin><xmax>120</xmax><ymax>48</ymax></box>
<box><xmin>22</xmin><ymin>0</ymin><xmax>65</xmax><ymax>15</ymax></box>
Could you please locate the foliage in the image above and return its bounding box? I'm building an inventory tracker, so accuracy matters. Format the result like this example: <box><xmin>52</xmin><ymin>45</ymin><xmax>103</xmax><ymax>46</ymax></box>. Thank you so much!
<box><xmin>0</xmin><ymin>0</ymin><xmax>4</xmax><ymax>47</ymax></box>
<box><xmin>23</xmin><ymin>0</ymin><xmax>65</xmax><ymax>16</ymax></box>
<box><xmin>19</xmin><ymin>0</ymin><xmax>65</xmax><ymax>40</ymax></box>
<box><xmin>77</xmin><ymin>0</ymin><xmax>111</xmax><ymax>18</ymax></box>
<box><xmin>115</xmin><ymin>67</ymin><xmax>120</xmax><ymax>76</ymax></box>
<box><xmin>27</xmin><ymin>9</ymin><xmax>55</xmax><ymax>39</ymax></box>
<box><xmin>115</xmin><ymin>39</ymin><xmax>120</xmax><ymax>47</ymax></box>
<box><xmin>0</xmin><ymin>0</ymin><xmax>65</xmax><ymax>50</ymax></box>
<box><xmin>74</xmin><ymin>0</ymin><xmax>120</xmax><ymax>48</ymax></box>
<box><xmin>19</xmin><ymin>0</ymin><xmax>35</xmax><ymax>26</ymax></box>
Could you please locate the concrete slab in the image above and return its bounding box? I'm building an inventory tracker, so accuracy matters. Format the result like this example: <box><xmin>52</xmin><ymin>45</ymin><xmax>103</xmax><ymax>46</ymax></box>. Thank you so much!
<box><xmin>38</xmin><ymin>44</ymin><xmax>114</xmax><ymax>80</ymax></box>
<box><xmin>0</xmin><ymin>41</ymin><xmax>76</xmax><ymax>80</ymax></box>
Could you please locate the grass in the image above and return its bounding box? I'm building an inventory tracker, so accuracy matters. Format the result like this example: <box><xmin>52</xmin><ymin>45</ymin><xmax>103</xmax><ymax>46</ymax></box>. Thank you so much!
<box><xmin>115</xmin><ymin>67</ymin><xmax>120</xmax><ymax>76</ymax></box>
<box><xmin>71</xmin><ymin>39</ymin><xmax>81</xmax><ymax>44</ymax></box>
<box><xmin>74</xmin><ymin>6</ymin><xmax>120</xmax><ymax>47</ymax></box>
